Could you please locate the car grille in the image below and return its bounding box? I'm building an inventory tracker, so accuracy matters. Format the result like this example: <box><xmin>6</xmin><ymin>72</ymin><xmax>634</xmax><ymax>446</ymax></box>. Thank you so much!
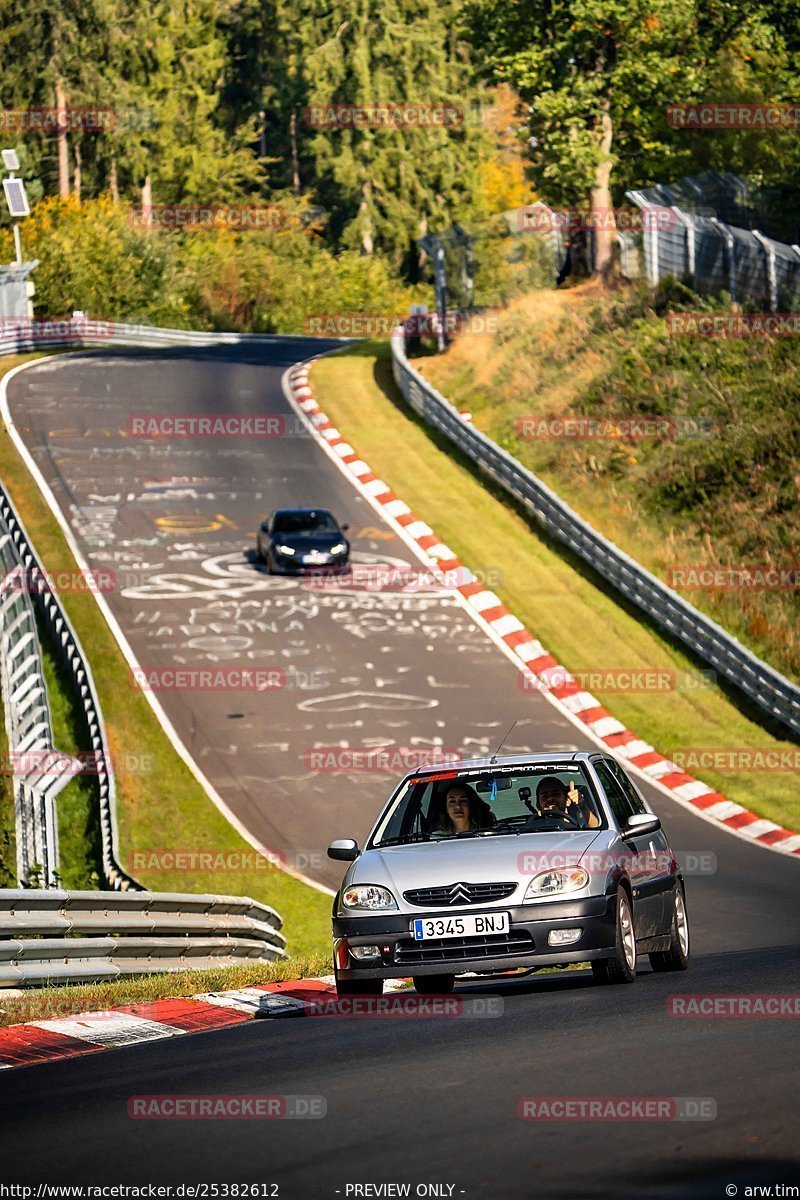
<box><xmin>394</xmin><ymin>931</ymin><xmax>534</xmax><ymax>965</ymax></box>
<box><xmin>403</xmin><ymin>882</ymin><xmax>518</xmax><ymax>907</ymax></box>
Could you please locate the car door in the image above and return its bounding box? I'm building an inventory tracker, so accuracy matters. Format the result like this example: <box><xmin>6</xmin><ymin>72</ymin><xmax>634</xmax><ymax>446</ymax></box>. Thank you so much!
<box><xmin>592</xmin><ymin>758</ymin><xmax>663</xmax><ymax>939</ymax></box>
<box><xmin>604</xmin><ymin>757</ymin><xmax>674</xmax><ymax>936</ymax></box>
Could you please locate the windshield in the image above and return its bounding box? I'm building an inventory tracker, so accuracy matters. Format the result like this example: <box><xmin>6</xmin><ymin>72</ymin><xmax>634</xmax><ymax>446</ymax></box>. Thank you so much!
<box><xmin>272</xmin><ymin>510</ymin><xmax>339</xmax><ymax>535</ymax></box>
<box><xmin>369</xmin><ymin>765</ymin><xmax>605</xmax><ymax>848</ymax></box>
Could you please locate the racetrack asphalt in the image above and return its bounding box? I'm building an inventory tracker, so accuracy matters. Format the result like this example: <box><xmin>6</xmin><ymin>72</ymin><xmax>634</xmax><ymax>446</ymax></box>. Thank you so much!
<box><xmin>3</xmin><ymin>343</ymin><xmax>799</xmax><ymax>1197</ymax></box>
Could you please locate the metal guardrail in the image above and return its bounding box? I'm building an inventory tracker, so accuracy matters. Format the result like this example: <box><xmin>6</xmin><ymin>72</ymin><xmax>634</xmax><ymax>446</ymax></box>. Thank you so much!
<box><xmin>0</xmin><ymin>484</ymin><xmax>140</xmax><ymax>891</ymax></box>
<box><xmin>0</xmin><ymin>889</ymin><xmax>286</xmax><ymax>985</ymax></box>
<box><xmin>391</xmin><ymin>328</ymin><xmax>800</xmax><ymax>740</ymax></box>
<box><xmin>0</xmin><ymin>552</ymin><xmax>77</xmax><ymax>887</ymax></box>
<box><xmin>0</xmin><ymin>317</ymin><xmax>321</xmax><ymax>357</ymax></box>
<box><xmin>0</xmin><ymin>316</ymin><xmax>335</xmax><ymax>890</ymax></box>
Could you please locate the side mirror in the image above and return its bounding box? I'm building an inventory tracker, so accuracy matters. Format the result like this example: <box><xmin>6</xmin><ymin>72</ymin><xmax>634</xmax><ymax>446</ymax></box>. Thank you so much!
<box><xmin>328</xmin><ymin>838</ymin><xmax>360</xmax><ymax>862</ymax></box>
<box><xmin>624</xmin><ymin>813</ymin><xmax>661</xmax><ymax>839</ymax></box>
<box><xmin>340</xmin><ymin>523</ymin><xmax>350</xmax><ymax>532</ymax></box>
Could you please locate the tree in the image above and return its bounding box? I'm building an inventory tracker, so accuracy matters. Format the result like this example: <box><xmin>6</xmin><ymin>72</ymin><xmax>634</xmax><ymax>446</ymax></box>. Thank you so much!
<box><xmin>99</xmin><ymin>0</ymin><xmax>263</xmax><ymax>207</ymax></box>
<box><xmin>269</xmin><ymin>0</ymin><xmax>488</xmax><ymax>269</ymax></box>
<box><xmin>0</xmin><ymin>0</ymin><xmax>108</xmax><ymax>198</ymax></box>
<box><xmin>466</xmin><ymin>0</ymin><xmax>713</xmax><ymax>272</ymax></box>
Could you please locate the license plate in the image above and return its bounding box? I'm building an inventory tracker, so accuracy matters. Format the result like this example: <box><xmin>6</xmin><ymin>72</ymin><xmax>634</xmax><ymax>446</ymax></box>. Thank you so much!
<box><xmin>303</xmin><ymin>551</ymin><xmax>328</xmax><ymax>563</ymax></box>
<box><xmin>411</xmin><ymin>912</ymin><xmax>510</xmax><ymax>941</ymax></box>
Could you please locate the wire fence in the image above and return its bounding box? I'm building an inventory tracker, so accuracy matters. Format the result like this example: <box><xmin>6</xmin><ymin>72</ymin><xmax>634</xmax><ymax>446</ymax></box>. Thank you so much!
<box><xmin>626</xmin><ymin>172</ymin><xmax>800</xmax><ymax>309</ymax></box>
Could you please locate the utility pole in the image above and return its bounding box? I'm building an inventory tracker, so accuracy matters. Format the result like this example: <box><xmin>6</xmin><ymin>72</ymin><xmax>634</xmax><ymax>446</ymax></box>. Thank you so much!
<box><xmin>420</xmin><ymin>232</ymin><xmax>448</xmax><ymax>352</ymax></box>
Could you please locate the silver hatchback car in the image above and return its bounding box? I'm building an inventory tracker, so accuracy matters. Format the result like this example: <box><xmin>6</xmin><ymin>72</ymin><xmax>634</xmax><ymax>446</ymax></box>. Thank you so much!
<box><xmin>328</xmin><ymin>752</ymin><xmax>690</xmax><ymax>994</ymax></box>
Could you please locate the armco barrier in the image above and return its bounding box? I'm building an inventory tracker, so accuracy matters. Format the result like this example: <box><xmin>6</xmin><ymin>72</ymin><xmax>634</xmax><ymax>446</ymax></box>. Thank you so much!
<box><xmin>0</xmin><ymin>483</ymin><xmax>139</xmax><ymax>891</ymax></box>
<box><xmin>0</xmin><ymin>552</ymin><xmax>78</xmax><ymax>887</ymax></box>
<box><xmin>0</xmin><ymin>317</ymin><xmax>324</xmax><ymax>356</ymax></box>
<box><xmin>390</xmin><ymin>327</ymin><xmax>800</xmax><ymax>741</ymax></box>
<box><xmin>0</xmin><ymin>318</ymin><xmax>331</xmax><ymax>891</ymax></box>
<box><xmin>0</xmin><ymin>889</ymin><xmax>286</xmax><ymax>986</ymax></box>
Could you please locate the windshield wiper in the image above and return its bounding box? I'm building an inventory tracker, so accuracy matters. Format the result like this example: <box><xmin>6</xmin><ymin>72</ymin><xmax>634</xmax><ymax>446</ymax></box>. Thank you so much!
<box><xmin>374</xmin><ymin>832</ymin><xmax>432</xmax><ymax>848</ymax></box>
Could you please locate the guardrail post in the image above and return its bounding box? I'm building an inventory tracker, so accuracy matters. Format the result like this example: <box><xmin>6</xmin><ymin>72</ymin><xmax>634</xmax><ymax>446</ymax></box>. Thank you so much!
<box><xmin>709</xmin><ymin>219</ymin><xmax>736</xmax><ymax>302</ymax></box>
<box><xmin>753</xmin><ymin>230</ymin><xmax>778</xmax><ymax>311</ymax></box>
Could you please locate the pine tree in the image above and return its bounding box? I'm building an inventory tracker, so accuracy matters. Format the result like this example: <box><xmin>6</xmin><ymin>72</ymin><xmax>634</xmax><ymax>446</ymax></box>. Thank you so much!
<box><xmin>100</xmin><ymin>0</ymin><xmax>263</xmax><ymax>206</ymax></box>
<box><xmin>270</xmin><ymin>0</ymin><xmax>488</xmax><ymax>268</ymax></box>
<box><xmin>0</xmin><ymin>0</ymin><xmax>108</xmax><ymax>198</ymax></box>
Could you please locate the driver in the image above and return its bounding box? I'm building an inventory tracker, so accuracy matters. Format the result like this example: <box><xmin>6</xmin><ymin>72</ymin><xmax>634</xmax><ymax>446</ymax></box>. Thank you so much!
<box><xmin>536</xmin><ymin>777</ymin><xmax>600</xmax><ymax>828</ymax></box>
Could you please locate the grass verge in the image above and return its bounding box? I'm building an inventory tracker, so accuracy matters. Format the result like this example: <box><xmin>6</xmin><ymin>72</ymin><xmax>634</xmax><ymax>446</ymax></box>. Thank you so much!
<box><xmin>419</xmin><ymin>281</ymin><xmax>800</xmax><ymax>684</ymax></box>
<box><xmin>36</xmin><ymin>610</ymin><xmax>103</xmax><ymax>888</ymax></box>
<box><xmin>310</xmin><ymin>342</ymin><xmax>798</xmax><ymax>832</ymax></box>
<box><xmin>0</xmin><ymin>953</ymin><xmax>331</xmax><ymax>1028</ymax></box>
<box><xmin>0</xmin><ymin>354</ymin><xmax>331</xmax><ymax>959</ymax></box>
<box><xmin>0</xmin><ymin>698</ymin><xmax>15</xmax><ymax>886</ymax></box>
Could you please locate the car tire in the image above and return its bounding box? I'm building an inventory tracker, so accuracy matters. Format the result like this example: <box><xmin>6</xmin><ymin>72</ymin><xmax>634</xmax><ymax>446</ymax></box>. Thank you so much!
<box><xmin>412</xmin><ymin>974</ymin><xmax>455</xmax><ymax>995</ymax></box>
<box><xmin>592</xmin><ymin>889</ymin><xmax>636</xmax><ymax>985</ymax></box>
<box><xmin>649</xmin><ymin>883</ymin><xmax>690</xmax><ymax>972</ymax></box>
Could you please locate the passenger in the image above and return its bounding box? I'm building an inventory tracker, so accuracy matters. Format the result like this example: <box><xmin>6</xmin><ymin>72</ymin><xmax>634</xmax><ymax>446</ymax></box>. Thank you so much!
<box><xmin>438</xmin><ymin>783</ymin><xmax>495</xmax><ymax>835</ymax></box>
<box><xmin>536</xmin><ymin>777</ymin><xmax>600</xmax><ymax>828</ymax></box>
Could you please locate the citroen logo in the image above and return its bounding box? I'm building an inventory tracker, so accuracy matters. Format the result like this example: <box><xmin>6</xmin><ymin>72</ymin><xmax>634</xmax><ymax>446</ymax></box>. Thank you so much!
<box><xmin>448</xmin><ymin>883</ymin><xmax>472</xmax><ymax>905</ymax></box>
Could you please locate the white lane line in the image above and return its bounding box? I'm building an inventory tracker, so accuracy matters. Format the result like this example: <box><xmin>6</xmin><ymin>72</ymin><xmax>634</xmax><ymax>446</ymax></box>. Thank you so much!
<box><xmin>0</xmin><ymin>355</ymin><xmax>334</xmax><ymax>898</ymax></box>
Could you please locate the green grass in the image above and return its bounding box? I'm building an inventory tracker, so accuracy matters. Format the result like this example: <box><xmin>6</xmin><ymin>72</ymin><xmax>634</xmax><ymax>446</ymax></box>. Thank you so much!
<box><xmin>36</xmin><ymin>611</ymin><xmax>103</xmax><ymax>888</ymax></box>
<box><xmin>0</xmin><ymin>707</ymin><xmax>15</xmax><ymax>887</ymax></box>
<box><xmin>0</xmin><ymin>354</ymin><xmax>331</xmax><ymax>959</ymax></box>
<box><xmin>310</xmin><ymin>342</ymin><xmax>799</xmax><ymax>833</ymax></box>
<box><xmin>420</xmin><ymin>281</ymin><xmax>800</xmax><ymax>685</ymax></box>
<box><xmin>0</xmin><ymin>953</ymin><xmax>332</xmax><ymax>1028</ymax></box>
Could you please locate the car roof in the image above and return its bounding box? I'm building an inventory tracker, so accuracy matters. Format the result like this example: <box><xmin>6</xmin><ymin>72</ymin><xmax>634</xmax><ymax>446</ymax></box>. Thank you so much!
<box><xmin>271</xmin><ymin>507</ymin><xmax>334</xmax><ymax>517</ymax></box>
<box><xmin>400</xmin><ymin>751</ymin><xmax>601</xmax><ymax>783</ymax></box>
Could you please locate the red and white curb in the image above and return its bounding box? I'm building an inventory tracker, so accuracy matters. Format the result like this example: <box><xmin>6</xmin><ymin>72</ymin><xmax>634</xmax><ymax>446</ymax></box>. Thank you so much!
<box><xmin>0</xmin><ymin>976</ymin><xmax>414</xmax><ymax>1070</ymax></box>
<box><xmin>285</xmin><ymin>360</ymin><xmax>800</xmax><ymax>860</ymax></box>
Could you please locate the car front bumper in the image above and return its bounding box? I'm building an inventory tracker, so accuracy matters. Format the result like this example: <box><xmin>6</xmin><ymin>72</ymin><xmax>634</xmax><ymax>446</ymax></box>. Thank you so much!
<box><xmin>332</xmin><ymin>895</ymin><xmax>618</xmax><ymax>980</ymax></box>
<box><xmin>270</xmin><ymin>555</ymin><xmax>349</xmax><ymax>575</ymax></box>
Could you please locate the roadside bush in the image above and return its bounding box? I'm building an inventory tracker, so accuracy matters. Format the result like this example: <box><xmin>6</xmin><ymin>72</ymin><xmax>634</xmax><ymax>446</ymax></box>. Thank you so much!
<box><xmin>0</xmin><ymin>197</ymin><xmax>419</xmax><ymax>333</ymax></box>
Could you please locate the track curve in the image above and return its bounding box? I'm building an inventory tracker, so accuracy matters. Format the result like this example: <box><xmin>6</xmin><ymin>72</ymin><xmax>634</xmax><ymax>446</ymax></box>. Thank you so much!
<box><xmin>2</xmin><ymin>342</ymin><xmax>798</xmax><ymax>1196</ymax></box>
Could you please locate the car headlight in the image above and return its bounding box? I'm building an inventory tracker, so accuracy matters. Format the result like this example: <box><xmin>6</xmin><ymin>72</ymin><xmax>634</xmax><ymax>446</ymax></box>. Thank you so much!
<box><xmin>342</xmin><ymin>884</ymin><xmax>397</xmax><ymax>910</ymax></box>
<box><xmin>523</xmin><ymin>867</ymin><xmax>590</xmax><ymax>900</ymax></box>
<box><xmin>275</xmin><ymin>544</ymin><xmax>296</xmax><ymax>556</ymax></box>
<box><xmin>329</xmin><ymin>542</ymin><xmax>347</xmax><ymax>555</ymax></box>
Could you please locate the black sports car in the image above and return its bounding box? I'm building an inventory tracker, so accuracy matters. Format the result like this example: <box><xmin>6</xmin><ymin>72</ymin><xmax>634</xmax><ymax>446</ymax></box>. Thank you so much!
<box><xmin>257</xmin><ymin>507</ymin><xmax>350</xmax><ymax>574</ymax></box>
